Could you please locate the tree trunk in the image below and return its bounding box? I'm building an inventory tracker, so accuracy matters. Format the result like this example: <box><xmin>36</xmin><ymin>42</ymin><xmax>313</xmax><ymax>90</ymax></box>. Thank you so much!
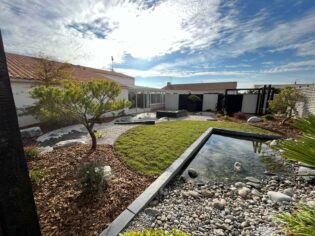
<box><xmin>0</xmin><ymin>31</ymin><xmax>41</xmax><ymax>235</ymax></box>
<box><xmin>281</xmin><ymin>116</ymin><xmax>291</xmax><ymax>125</ymax></box>
<box><xmin>86</xmin><ymin>124</ymin><xmax>97</xmax><ymax>151</ymax></box>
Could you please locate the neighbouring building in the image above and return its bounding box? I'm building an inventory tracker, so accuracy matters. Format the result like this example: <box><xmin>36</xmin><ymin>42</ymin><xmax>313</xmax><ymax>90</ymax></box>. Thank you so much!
<box><xmin>6</xmin><ymin>53</ymin><xmax>165</xmax><ymax>127</ymax></box>
<box><xmin>162</xmin><ymin>81</ymin><xmax>237</xmax><ymax>112</ymax></box>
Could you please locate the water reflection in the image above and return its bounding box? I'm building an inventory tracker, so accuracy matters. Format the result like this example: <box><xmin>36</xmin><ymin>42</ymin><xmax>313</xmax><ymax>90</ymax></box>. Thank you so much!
<box><xmin>182</xmin><ymin>134</ymin><xmax>287</xmax><ymax>183</ymax></box>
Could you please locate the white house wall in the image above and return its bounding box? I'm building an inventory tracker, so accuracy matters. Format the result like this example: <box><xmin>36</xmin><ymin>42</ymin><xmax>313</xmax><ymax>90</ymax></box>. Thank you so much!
<box><xmin>12</xmin><ymin>80</ymin><xmax>130</xmax><ymax>127</ymax></box>
<box><xmin>11</xmin><ymin>80</ymin><xmax>39</xmax><ymax>127</ymax></box>
<box><xmin>202</xmin><ymin>94</ymin><xmax>218</xmax><ymax>111</ymax></box>
<box><xmin>165</xmin><ymin>94</ymin><xmax>179</xmax><ymax>110</ymax></box>
<box><xmin>241</xmin><ymin>94</ymin><xmax>258</xmax><ymax>114</ymax></box>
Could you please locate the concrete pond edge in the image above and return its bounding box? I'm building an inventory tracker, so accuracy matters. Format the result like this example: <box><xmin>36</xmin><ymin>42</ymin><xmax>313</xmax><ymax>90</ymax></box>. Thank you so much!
<box><xmin>99</xmin><ymin>128</ymin><xmax>282</xmax><ymax>236</ymax></box>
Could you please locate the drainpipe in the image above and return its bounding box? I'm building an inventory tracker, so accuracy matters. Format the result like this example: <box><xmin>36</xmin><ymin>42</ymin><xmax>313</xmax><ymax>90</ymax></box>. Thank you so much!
<box><xmin>135</xmin><ymin>91</ymin><xmax>138</xmax><ymax>113</ymax></box>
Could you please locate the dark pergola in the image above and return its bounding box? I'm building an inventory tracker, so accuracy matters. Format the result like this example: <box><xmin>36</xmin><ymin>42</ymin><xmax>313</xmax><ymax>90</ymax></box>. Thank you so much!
<box><xmin>0</xmin><ymin>31</ymin><xmax>41</xmax><ymax>235</ymax></box>
<box><xmin>224</xmin><ymin>85</ymin><xmax>276</xmax><ymax>115</ymax></box>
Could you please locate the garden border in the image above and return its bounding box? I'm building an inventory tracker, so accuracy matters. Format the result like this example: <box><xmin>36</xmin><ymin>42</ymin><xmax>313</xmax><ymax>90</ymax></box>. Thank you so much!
<box><xmin>99</xmin><ymin>128</ymin><xmax>282</xmax><ymax>236</ymax></box>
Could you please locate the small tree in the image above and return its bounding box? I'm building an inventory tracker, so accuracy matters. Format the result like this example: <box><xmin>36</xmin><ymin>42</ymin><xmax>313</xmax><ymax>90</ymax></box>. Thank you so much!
<box><xmin>269</xmin><ymin>87</ymin><xmax>304</xmax><ymax>125</ymax></box>
<box><xmin>30</xmin><ymin>79</ymin><xmax>131</xmax><ymax>150</ymax></box>
<box><xmin>34</xmin><ymin>57</ymin><xmax>72</xmax><ymax>86</ymax></box>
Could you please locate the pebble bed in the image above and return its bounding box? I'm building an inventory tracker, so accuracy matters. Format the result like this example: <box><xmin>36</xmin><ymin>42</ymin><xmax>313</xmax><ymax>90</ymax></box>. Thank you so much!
<box><xmin>125</xmin><ymin>174</ymin><xmax>315</xmax><ymax>236</ymax></box>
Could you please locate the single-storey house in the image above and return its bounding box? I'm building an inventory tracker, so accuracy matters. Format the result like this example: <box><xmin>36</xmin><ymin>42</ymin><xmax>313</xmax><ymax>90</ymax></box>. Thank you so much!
<box><xmin>162</xmin><ymin>81</ymin><xmax>237</xmax><ymax>112</ymax></box>
<box><xmin>6</xmin><ymin>53</ymin><xmax>165</xmax><ymax>127</ymax></box>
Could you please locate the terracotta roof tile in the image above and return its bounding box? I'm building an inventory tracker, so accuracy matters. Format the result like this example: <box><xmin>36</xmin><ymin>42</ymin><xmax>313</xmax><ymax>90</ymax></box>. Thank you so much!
<box><xmin>5</xmin><ymin>53</ymin><xmax>133</xmax><ymax>84</ymax></box>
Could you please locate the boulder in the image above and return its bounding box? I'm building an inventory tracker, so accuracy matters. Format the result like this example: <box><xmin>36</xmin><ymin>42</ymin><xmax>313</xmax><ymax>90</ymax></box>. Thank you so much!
<box><xmin>201</xmin><ymin>189</ymin><xmax>214</xmax><ymax>197</ymax></box>
<box><xmin>251</xmin><ymin>189</ymin><xmax>262</xmax><ymax>196</ymax></box>
<box><xmin>53</xmin><ymin>139</ymin><xmax>86</xmax><ymax>149</ymax></box>
<box><xmin>245</xmin><ymin>176</ymin><xmax>261</xmax><ymax>184</ymax></box>
<box><xmin>298</xmin><ymin>166</ymin><xmax>315</xmax><ymax>181</ymax></box>
<box><xmin>267</xmin><ymin>191</ymin><xmax>292</xmax><ymax>202</ymax></box>
<box><xmin>246</xmin><ymin>182</ymin><xmax>261</xmax><ymax>189</ymax></box>
<box><xmin>238</xmin><ymin>187</ymin><xmax>251</xmax><ymax>198</ymax></box>
<box><xmin>37</xmin><ymin>146</ymin><xmax>53</xmax><ymax>155</ymax></box>
<box><xmin>235</xmin><ymin>182</ymin><xmax>246</xmax><ymax>188</ymax></box>
<box><xmin>283</xmin><ymin>188</ymin><xmax>293</xmax><ymax>197</ymax></box>
<box><xmin>144</xmin><ymin>208</ymin><xmax>160</xmax><ymax>217</ymax></box>
<box><xmin>188</xmin><ymin>168</ymin><xmax>198</xmax><ymax>178</ymax></box>
<box><xmin>212</xmin><ymin>199</ymin><xmax>225</xmax><ymax>210</ymax></box>
<box><xmin>95</xmin><ymin>166</ymin><xmax>112</xmax><ymax>180</ymax></box>
<box><xmin>247</xmin><ymin>116</ymin><xmax>262</xmax><ymax>123</ymax></box>
<box><xmin>20</xmin><ymin>127</ymin><xmax>43</xmax><ymax>138</ymax></box>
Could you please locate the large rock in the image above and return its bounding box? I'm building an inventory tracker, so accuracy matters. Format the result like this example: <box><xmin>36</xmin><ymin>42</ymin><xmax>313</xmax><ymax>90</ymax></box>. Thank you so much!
<box><xmin>245</xmin><ymin>176</ymin><xmax>261</xmax><ymax>184</ymax></box>
<box><xmin>95</xmin><ymin>166</ymin><xmax>112</xmax><ymax>180</ymax></box>
<box><xmin>267</xmin><ymin>191</ymin><xmax>292</xmax><ymax>202</ymax></box>
<box><xmin>238</xmin><ymin>187</ymin><xmax>251</xmax><ymax>198</ymax></box>
<box><xmin>298</xmin><ymin>166</ymin><xmax>315</xmax><ymax>181</ymax></box>
<box><xmin>247</xmin><ymin>116</ymin><xmax>262</xmax><ymax>123</ymax></box>
<box><xmin>53</xmin><ymin>139</ymin><xmax>86</xmax><ymax>149</ymax></box>
<box><xmin>283</xmin><ymin>188</ymin><xmax>293</xmax><ymax>197</ymax></box>
<box><xmin>144</xmin><ymin>208</ymin><xmax>160</xmax><ymax>217</ymax></box>
<box><xmin>20</xmin><ymin>127</ymin><xmax>43</xmax><ymax>138</ymax></box>
<box><xmin>37</xmin><ymin>146</ymin><xmax>53</xmax><ymax>155</ymax></box>
<box><xmin>235</xmin><ymin>182</ymin><xmax>246</xmax><ymax>188</ymax></box>
<box><xmin>212</xmin><ymin>199</ymin><xmax>225</xmax><ymax>210</ymax></box>
<box><xmin>188</xmin><ymin>168</ymin><xmax>198</xmax><ymax>178</ymax></box>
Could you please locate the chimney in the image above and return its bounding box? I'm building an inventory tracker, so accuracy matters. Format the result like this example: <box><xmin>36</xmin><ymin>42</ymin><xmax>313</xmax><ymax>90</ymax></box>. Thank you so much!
<box><xmin>167</xmin><ymin>82</ymin><xmax>171</xmax><ymax>86</ymax></box>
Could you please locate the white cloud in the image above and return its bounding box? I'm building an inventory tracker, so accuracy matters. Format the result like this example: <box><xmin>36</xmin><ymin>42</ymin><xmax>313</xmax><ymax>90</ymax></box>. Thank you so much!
<box><xmin>116</xmin><ymin>67</ymin><xmax>252</xmax><ymax>78</ymax></box>
<box><xmin>1</xmin><ymin>0</ymin><xmax>236</xmax><ymax>68</ymax></box>
<box><xmin>261</xmin><ymin>60</ymin><xmax>315</xmax><ymax>73</ymax></box>
<box><xmin>1</xmin><ymin>0</ymin><xmax>315</xmax><ymax>83</ymax></box>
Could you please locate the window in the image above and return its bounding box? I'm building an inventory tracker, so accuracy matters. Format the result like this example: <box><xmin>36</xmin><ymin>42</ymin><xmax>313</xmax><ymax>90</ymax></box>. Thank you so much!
<box><xmin>151</xmin><ymin>94</ymin><xmax>161</xmax><ymax>104</ymax></box>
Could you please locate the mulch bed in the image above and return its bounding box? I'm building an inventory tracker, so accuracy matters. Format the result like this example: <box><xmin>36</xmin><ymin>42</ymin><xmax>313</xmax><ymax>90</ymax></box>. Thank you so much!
<box><xmin>218</xmin><ymin>116</ymin><xmax>302</xmax><ymax>138</ymax></box>
<box><xmin>249</xmin><ymin>119</ymin><xmax>302</xmax><ymax>138</ymax></box>
<box><xmin>27</xmin><ymin>145</ymin><xmax>153</xmax><ymax>235</ymax></box>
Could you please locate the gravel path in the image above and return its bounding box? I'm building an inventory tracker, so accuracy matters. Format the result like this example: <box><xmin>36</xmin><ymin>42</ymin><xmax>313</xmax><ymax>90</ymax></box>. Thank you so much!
<box><xmin>36</xmin><ymin>121</ymin><xmax>138</xmax><ymax>147</ymax></box>
<box><xmin>126</xmin><ymin>175</ymin><xmax>315</xmax><ymax>236</ymax></box>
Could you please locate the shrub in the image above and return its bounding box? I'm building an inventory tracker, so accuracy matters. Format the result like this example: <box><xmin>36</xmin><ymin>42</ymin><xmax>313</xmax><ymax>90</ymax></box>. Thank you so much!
<box><xmin>223</xmin><ymin>115</ymin><xmax>230</xmax><ymax>121</ymax></box>
<box><xmin>274</xmin><ymin>204</ymin><xmax>315</xmax><ymax>236</ymax></box>
<box><xmin>78</xmin><ymin>162</ymin><xmax>108</xmax><ymax>194</ymax></box>
<box><xmin>121</xmin><ymin>228</ymin><xmax>190</xmax><ymax>236</ymax></box>
<box><xmin>233</xmin><ymin>112</ymin><xmax>246</xmax><ymax>120</ymax></box>
<box><xmin>269</xmin><ymin>87</ymin><xmax>304</xmax><ymax>125</ymax></box>
<box><xmin>216</xmin><ymin>113</ymin><xmax>223</xmax><ymax>119</ymax></box>
<box><xmin>262</xmin><ymin>114</ymin><xmax>274</xmax><ymax>120</ymax></box>
<box><xmin>29</xmin><ymin>170</ymin><xmax>47</xmax><ymax>186</ymax></box>
<box><xmin>187</xmin><ymin>95</ymin><xmax>201</xmax><ymax>103</ymax></box>
<box><xmin>94</xmin><ymin>130</ymin><xmax>106</xmax><ymax>139</ymax></box>
<box><xmin>24</xmin><ymin>145</ymin><xmax>39</xmax><ymax>158</ymax></box>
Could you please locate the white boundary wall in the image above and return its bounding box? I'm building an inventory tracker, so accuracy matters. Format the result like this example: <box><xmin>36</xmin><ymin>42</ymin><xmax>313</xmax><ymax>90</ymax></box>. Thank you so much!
<box><xmin>165</xmin><ymin>94</ymin><xmax>179</xmax><ymax>110</ymax></box>
<box><xmin>241</xmin><ymin>94</ymin><xmax>258</xmax><ymax>114</ymax></box>
<box><xmin>297</xmin><ymin>85</ymin><xmax>315</xmax><ymax>117</ymax></box>
<box><xmin>202</xmin><ymin>94</ymin><xmax>218</xmax><ymax>111</ymax></box>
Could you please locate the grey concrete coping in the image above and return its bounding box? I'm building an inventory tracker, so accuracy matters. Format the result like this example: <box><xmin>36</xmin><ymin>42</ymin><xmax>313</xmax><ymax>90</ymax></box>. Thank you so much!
<box><xmin>99</xmin><ymin>128</ymin><xmax>282</xmax><ymax>236</ymax></box>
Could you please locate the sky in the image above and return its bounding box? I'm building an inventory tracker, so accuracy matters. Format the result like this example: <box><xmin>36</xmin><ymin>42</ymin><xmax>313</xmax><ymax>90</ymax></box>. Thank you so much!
<box><xmin>1</xmin><ymin>0</ymin><xmax>315</xmax><ymax>88</ymax></box>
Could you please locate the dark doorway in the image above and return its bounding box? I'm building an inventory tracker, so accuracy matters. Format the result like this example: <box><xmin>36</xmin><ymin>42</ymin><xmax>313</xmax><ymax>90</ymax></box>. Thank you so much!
<box><xmin>216</xmin><ymin>94</ymin><xmax>224</xmax><ymax>113</ymax></box>
<box><xmin>225</xmin><ymin>94</ymin><xmax>243</xmax><ymax>114</ymax></box>
<box><xmin>179</xmin><ymin>94</ymin><xmax>203</xmax><ymax>112</ymax></box>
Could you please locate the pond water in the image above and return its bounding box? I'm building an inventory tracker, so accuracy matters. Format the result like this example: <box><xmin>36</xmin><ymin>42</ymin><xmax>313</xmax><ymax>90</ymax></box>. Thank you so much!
<box><xmin>182</xmin><ymin>134</ymin><xmax>288</xmax><ymax>183</ymax></box>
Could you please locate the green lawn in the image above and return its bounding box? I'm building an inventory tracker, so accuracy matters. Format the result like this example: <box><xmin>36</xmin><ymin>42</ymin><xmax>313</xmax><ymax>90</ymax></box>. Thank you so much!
<box><xmin>114</xmin><ymin>120</ymin><xmax>274</xmax><ymax>176</ymax></box>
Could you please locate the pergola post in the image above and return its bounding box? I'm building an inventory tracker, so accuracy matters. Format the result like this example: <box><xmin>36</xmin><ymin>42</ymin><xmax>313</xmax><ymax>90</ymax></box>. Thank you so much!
<box><xmin>0</xmin><ymin>30</ymin><xmax>41</xmax><ymax>235</ymax></box>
